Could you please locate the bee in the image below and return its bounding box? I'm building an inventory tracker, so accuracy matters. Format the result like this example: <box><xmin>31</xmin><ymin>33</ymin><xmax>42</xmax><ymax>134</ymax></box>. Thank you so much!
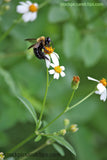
<box><xmin>25</xmin><ymin>36</ymin><xmax>51</xmax><ymax>60</ymax></box>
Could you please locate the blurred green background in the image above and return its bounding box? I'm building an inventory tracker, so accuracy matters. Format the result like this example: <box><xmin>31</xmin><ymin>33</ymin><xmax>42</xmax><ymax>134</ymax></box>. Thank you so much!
<box><xmin>0</xmin><ymin>0</ymin><xmax>107</xmax><ymax>159</ymax></box>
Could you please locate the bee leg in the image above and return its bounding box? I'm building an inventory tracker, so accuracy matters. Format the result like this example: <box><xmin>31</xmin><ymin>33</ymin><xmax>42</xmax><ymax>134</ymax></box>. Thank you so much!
<box><xmin>42</xmin><ymin>46</ymin><xmax>50</xmax><ymax>53</ymax></box>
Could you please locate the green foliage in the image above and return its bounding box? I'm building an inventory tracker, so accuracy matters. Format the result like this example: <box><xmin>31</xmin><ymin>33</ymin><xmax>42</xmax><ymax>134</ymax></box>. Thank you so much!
<box><xmin>48</xmin><ymin>6</ymin><xmax>70</xmax><ymax>23</ymax></box>
<box><xmin>63</xmin><ymin>23</ymin><xmax>80</xmax><ymax>58</ymax></box>
<box><xmin>0</xmin><ymin>0</ymin><xmax>107</xmax><ymax>159</ymax></box>
<box><xmin>17</xmin><ymin>96</ymin><xmax>37</xmax><ymax>125</ymax></box>
<box><xmin>47</xmin><ymin>135</ymin><xmax>76</xmax><ymax>156</ymax></box>
<box><xmin>52</xmin><ymin>143</ymin><xmax>65</xmax><ymax>156</ymax></box>
<box><xmin>79</xmin><ymin>35</ymin><xmax>102</xmax><ymax>67</ymax></box>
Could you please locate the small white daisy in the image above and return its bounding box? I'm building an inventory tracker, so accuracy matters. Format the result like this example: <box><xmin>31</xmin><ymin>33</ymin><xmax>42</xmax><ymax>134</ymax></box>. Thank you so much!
<box><xmin>49</xmin><ymin>60</ymin><xmax>65</xmax><ymax>79</ymax></box>
<box><xmin>44</xmin><ymin>46</ymin><xmax>59</xmax><ymax>68</ymax></box>
<box><xmin>16</xmin><ymin>1</ymin><xmax>38</xmax><ymax>22</ymax></box>
<box><xmin>87</xmin><ymin>76</ymin><xmax>107</xmax><ymax>102</ymax></box>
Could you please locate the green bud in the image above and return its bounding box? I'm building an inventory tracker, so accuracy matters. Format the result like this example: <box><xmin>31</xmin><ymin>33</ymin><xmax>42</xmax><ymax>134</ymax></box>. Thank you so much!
<box><xmin>64</xmin><ymin>118</ymin><xmax>70</xmax><ymax>127</ymax></box>
<box><xmin>71</xmin><ymin>76</ymin><xmax>80</xmax><ymax>90</ymax></box>
<box><xmin>60</xmin><ymin>129</ymin><xmax>66</xmax><ymax>136</ymax></box>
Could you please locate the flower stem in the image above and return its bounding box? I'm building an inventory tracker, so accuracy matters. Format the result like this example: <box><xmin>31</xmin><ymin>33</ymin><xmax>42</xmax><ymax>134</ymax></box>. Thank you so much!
<box><xmin>66</xmin><ymin>90</ymin><xmax>95</xmax><ymax>112</ymax></box>
<box><xmin>0</xmin><ymin>16</ymin><xmax>22</xmax><ymax>43</ymax></box>
<box><xmin>39</xmin><ymin>90</ymin><xmax>95</xmax><ymax>132</ymax></box>
<box><xmin>38</xmin><ymin>0</ymin><xmax>51</xmax><ymax>10</ymax></box>
<box><xmin>39</xmin><ymin>90</ymin><xmax>75</xmax><ymax>132</ymax></box>
<box><xmin>8</xmin><ymin>133</ymin><xmax>35</xmax><ymax>153</ymax></box>
<box><xmin>37</xmin><ymin>68</ymin><xmax>49</xmax><ymax>130</ymax></box>
<box><xmin>19</xmin><ymin>140</ymin><xmax>53</xmax><ymax>160</ymax></box>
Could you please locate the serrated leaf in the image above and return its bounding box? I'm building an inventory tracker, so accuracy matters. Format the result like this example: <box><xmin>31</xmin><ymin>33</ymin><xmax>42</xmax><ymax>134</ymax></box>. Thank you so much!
<box><xmin>80</xmin><ymin>35</ymin><xmax>102</xmax><ymax>67</ymax></box>
<box><xmin>47</xmin><ymin>135</ymin><xmax>76</xmax><ymax>156</ymax></box>
<box><xmin>34</xmin><ymin>135</ymin><xmax>42</xmax><ymax>142</ymax></box>
<box><xmin>63</xmin><ymin>23</ymin><xmax>80</xmax><ymax>58</ymax></box>
<box><xmin>52</xmin><ymin>143</ymin><xmax>65</xmax><ymax>156</ymax></box>
<box><xmin>17</xmin><ymin>96</ymin><xmax>37</xmax><ymax>125</ymax></box>
<box><xmin>48</xmin><ymin>6</ymin><xmax>70</xmax><ymax>23</ymax></box>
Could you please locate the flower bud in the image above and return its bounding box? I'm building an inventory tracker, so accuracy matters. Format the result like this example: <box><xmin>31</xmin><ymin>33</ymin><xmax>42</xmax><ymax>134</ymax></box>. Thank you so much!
<box><xmin>59</xmin><ymin>129</ymin><xmax>66</xmax><ymax>136</ymax></box>
<box><xmin>64</xmin><ymin>118</ymin><xmax>70</xmax><ymax>127</ymax></box>
<box><xmin>0</xmin><ymin>152</ymin><xmax>5</xmax><ymax>160</ymax></box>
<box><xmin>71</xmin><ymin>76</ymin><xmax>80</xmax><ymax>90</ymax></box>
<box><xmin>70</xmin><ymin>124</ymin><xmax>79</xmax><ymax>133</ymax></box>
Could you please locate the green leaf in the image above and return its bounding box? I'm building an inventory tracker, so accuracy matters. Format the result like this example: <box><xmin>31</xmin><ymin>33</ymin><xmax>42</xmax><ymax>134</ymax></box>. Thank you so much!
<box><xmin>17</xmin><ymin>96</ymin><xmax>37</xmax><ymax>125</ymax></box>
<box><xmin>47</xmin><ymin>135</ymin><xmax>76</xmax><ymax>156</ymax></box>
<box><xmin>52</xmin><ymin>143</ymin><xmax>65</xmax><ymax>156</ymax></box>
<box><xmin>0</xmin><ymin>68</ymin><xmax>18</xmax><ymax>95</ymax></box>
<box><xmin>63</xmin><ymin>23</ymin><xmax>80</xmax><ymax>58</ymax></box>
<box><xmin>79</xmin><ymin>35</ymin><xmax>102</xmax><ymax>67</ymax></box>
<box><xmin>48</xmin><ymin>6</ymin><xmax>70</xmax><ymax>23</ymax></box>
<box><xmin>34</xmin><ymin>135</ymin><xmax>42</xmax><ymax>142</ymax></box>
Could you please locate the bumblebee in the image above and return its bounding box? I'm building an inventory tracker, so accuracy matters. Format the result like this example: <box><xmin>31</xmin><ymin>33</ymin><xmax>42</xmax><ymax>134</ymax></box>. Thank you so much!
<box><xmin>25</xmin><ymin>36</ymin><xmax>51</xmax><ymax>60</ymax></box>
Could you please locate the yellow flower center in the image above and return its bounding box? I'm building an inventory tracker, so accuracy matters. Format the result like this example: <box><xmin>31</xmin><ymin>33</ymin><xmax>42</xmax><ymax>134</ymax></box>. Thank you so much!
<box><xmin>100</xmin><ymin>78</ymin><xmax>107</xmax><ymax>87</ymax></box>
<box><xmin>29</xmin><ymin>4</ymin><xmax>38</xmax><ymax>12</ymax></box>
<box><xmin>54</xmin><ymin>66</ymin><xmax>62</xmax><ymax>73</ymax></box>
<box><xmin>44</xmin><ymin>46</ymin><xmax>54</xmax><ymax>54</ymax></box>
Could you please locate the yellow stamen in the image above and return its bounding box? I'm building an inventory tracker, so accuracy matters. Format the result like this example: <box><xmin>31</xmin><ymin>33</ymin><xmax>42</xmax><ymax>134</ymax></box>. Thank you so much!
<box><xmin>44</xmin><ymin>46</ymin><xmax>54</xmax><ymax>54</ymax></box>
<box><xmin>100</xmin><ymin>78</ymin><xmax>107</xmax><ymax>87</ymax></box>
<box><xmin>29</xmin><ymin>4</ymin><xmax>38</xmax><ymax>12</ymax></box>
<box><xmin>54</xmin><ymin>66</ymin><xmax>62</xmax><ymax>73</ymax></box>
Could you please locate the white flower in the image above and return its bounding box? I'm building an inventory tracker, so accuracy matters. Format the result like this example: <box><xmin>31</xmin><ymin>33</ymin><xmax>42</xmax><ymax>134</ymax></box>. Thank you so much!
<box><xmin>44</xmin><ymin>46</ymin><xmax>59</xmax><ymax>68</ymax></box>
<box><xmin>49</xmin><ymin>60</ymin><xmax>65</xmax><ymax>79</ymax></box>
<box><xmin>87</xmin><ymin>76</ymin><xmax>107</xmax><ymax>102</ymax></box>
<box><xmin>16</xmin><ymin>1</ymin><xmax>38</xmax><ymax>22</ymax></box>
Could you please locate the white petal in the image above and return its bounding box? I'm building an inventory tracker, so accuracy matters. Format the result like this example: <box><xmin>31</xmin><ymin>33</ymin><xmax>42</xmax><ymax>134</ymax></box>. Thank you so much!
<box><xmin>97</xmin><ymin>83</ymin><xmax>106</xmax><ymax>93</ymax></box>
<box><xmin>87</xmin><ymin>76</ymin><xmax>99</xmax><ymax>82</ymax></box>
<box><xmin>34</xmin><ymin>3</ymin><xmax>38</xmax><ymax>8</ymax></box>
<box><xmin>53</xmin><ymin>52</ymin><xmax>59</xmax><ymax>59</ymax></box>
<box><xmin>22</xmin><ymin>12</ymin><xmax>32</xmax><ymax>22</ymax></box>
<box><xmin>19</xmin><ymin>2</ymin><xmax>29</xmax><ymax>7</ymax></box>
<box><xmin>95</xmin><ymin>90</ymin><xmax>100</xmax><ymax>95</ymax></box>
<box><xmin>16</xmin><ymin>5</ymin><xmax>29</xmax><ymax>13</ymax></box>
<box><xmin>48</xmin><ymin>69</ymin><xmax>55</xmax><ymax>75</ymax></box>
<box><xmin>30</xmin><ymin>12</ymin><xmax>37</xmax><ymax>21</ymax></box>
<box><xmin>50</xmin><ymin>63</ymin><xmax>56</xmax><ymax>68</ymax></box>
<box><xmin>26</xmin><ymin>1</ymin><xmax>32</xmax><ymax>5</ymax></box>
<box><xmin>60</xmin><ymin>66</ymin><xmax>65</xmax><ymax>71</ymax></box>
<box><xmin>54</xmin><ymin>73</ymin><xmax>59</xmax><ymax>79</ymax></box>
<box><xmin>51</xmin><ymin>53</ymin><xmax>59</xmax><ymax>66</ymax></box>
<box><xmin>60</xmin><ymin>71</ymin><xmax>65</xmax><ymax>77</ymax></box>
<box><xmin>100</xmin><ymin>89</ymin><xmax>107</xmax><ymax>101</ymax></box>
<box><xmin>45</xmin><ymin>55</ymin><xmax>51</xmax><ymax>68</ymax></box>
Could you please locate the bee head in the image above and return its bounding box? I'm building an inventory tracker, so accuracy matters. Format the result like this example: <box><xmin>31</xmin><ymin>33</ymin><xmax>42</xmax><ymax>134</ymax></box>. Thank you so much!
<box><xmin>45</xmin><ymin>37</ymin><xmax>51</xmax><ymax>46</ymax></box>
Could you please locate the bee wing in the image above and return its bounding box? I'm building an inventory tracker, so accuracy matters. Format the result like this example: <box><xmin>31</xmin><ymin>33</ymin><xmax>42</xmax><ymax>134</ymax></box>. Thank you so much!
<box><xmin>28</xmin><ymin>42</ymin><xmax>41</xmax><ymax>49</ymax></box>
<box><xmin>25</xmin><ymin>38</ymin><xmax>37</xmax><ymax>43</ymax></box>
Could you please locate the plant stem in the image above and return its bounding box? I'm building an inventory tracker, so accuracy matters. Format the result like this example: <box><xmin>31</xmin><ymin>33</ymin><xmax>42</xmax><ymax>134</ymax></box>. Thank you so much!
<box><xmin>8</xmin><ymin>133</ymin><xmax>35</xmax><ymax>153</ymax></box>
<box><xmin>0</xmin><ymin>16</ymin><xmax>21</xmax><ymax>43</ymax></box>
<box><xmin>39</xmin><ymin>90</ymin><xmax>76</xmax><ymax>132</ymax></box>
<box><xmin>38</xmin><ymin>0</ymin><xmax>51</xmax><ymax>9</ymax></box>
<box><xmin>39</xmin><ymin>90</ymin><xmax>95</xmax><ymax>132</ymax></box>
<box><xmin>19</xmin><ymin>140</ymin><xmax>52</xmax><ymax>160</ymax></box>
<box><xmin>37</xmin><ymin>68</ymin><xmax>49</xmax><ymax>130</ymax></box>
<box><xmin>67</xmin><ymin>90</ymin><xmax>95</xmax><ymax>112</ymax></box>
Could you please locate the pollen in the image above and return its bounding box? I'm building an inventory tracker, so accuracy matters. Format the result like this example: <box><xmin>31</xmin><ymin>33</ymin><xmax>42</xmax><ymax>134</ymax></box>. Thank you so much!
<box><xmin>44</xmin><ymin>46</ymin><xmax>54</xmax><ymax>54</ymax></box>
<box><xmin>54</xmin><ymin>66</ymin><xmax>62</xmax><ymax>73</ymax></box>
<box><xmin>100</xmin><ymin>78</ymin><xmax>107</xmax><ymax>87</ymax></box>
<box><xmin>29</xmin><ymin>4</ymin><xmax>38</xmax><ymax>12</ymax></box>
